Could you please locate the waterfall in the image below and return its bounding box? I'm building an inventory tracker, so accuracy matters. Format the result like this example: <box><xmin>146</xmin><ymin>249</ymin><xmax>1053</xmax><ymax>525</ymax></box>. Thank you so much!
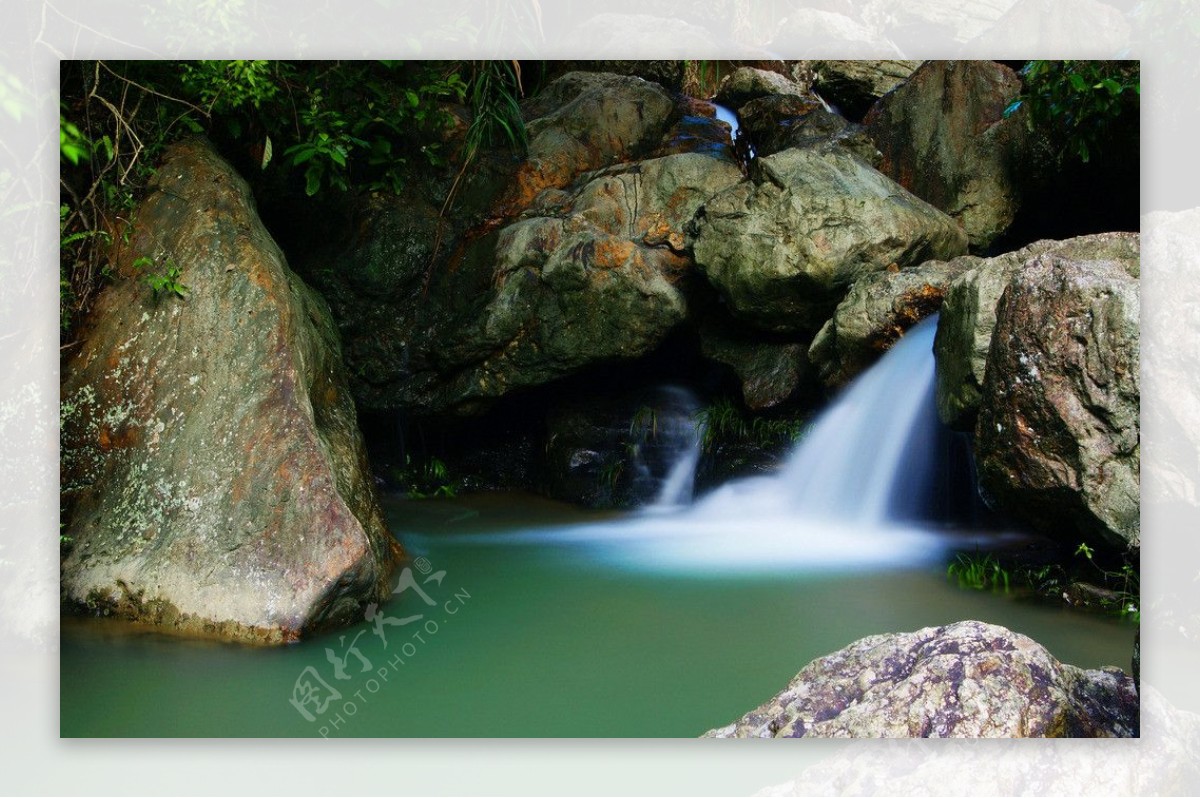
<box><xmin>448</xmin><ymin>316</ymin><xmax>963</xmax><ymax>574</ymax></box>
<box><xmin>782</xmin><ymin>314</ymin><xmax>941</xmax><ymax>522</ymax></box>
<box><xmin>630</xmin><ymin>386</ymin><xmax>704</xmax><ymax>510</ymax></box>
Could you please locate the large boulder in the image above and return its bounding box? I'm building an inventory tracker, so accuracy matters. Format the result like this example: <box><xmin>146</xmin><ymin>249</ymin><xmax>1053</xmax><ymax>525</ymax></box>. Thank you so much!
<box><xmin>738</xmin><ymin>99</ymin><xmax>881</xmax><ymax>165</ymax></box>
<box><xmin>934</xmin><ymin>232</ymin><xmax>1140</xmax><ymax>428</ymax></box>
<box><xmin>59</xmin><ymin>139</ymin><xmax>398</xmax><ymax>644</ymax></box>
<box><xmin>809</xmin><ymin>257</ymin><xmax>974</xmax><ymax>388</ymax></box>
<box><xmin>714</xmin><ymin>66</ymin><xmax>808</xmax><ymax>109</ymax></box>
<box><xmin>975</xmin><ymin>255</ymin><xmax>1140</xmax><ymax>549</ymax></box>
<box><xmin>704</xmin><ymin>620</ymin><xmax>1137</xmax><ymax>738</ymax></box>
<box><xmin>811</xmin><ymin>59</ymin><xmax>923</xmax><ymax>120</ymax></box>
<box><xmin>403</xmin><ymin>152</ymin><xmax>746</xmax><ymax>412</ymax></box>
<box><xmin>693</xmin><ymin>148</ymin><xmax>968</xmax><ymax>334</ymax></box>
<box><xmin>501</xmin><ymin>71</ymin><xmax>677</xmax><ymax>213</ymax></box>
<box><xmin>865</xmin><ymin>60</ymin><xmax>1027</xmax><ymax>250</ymax></box>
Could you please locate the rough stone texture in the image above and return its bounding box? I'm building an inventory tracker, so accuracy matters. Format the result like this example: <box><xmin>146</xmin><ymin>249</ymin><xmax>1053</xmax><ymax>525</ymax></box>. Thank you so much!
<box><xmin>60</xmin><ymin>139</ymin><xmax>398</xmax><ymax>644</ymax></box>
<box><xmin>809</xmin><ymin>257</ymin><xmax>973</xmax><ymax>388</ymax></box>
<box><xmin>934</xmin><ymin>233</ymin><xmax>1140</xmax><ymax>428</ymax></box>
<box><xmin>811</xmin><ymin>59</ymin><xmax>924</xmax><ymax>120</ymax></box>
<box><xmin>714</xmin><ymin>67</ymin><xmax>808</xmax><ymax>110</ymax></box>
<box><xmin>739</xmin><ymin>99</ymin><xmax>881</xmax><ymax>166</ymax></box>
<box><xmin>557</xmin><ymin>60</ymin><xmax>687</xmax><ymax>92</ymax></box>
<box><xmin>704</xmin><ymin>620</ymin><xmax>1138</xmax><ymax>738</ymax></box>
<box><xmin>693</xmin><ymin>148</ymin><xmax>968</xmax><ymax>334</ymax></box>
<box><xmin>865</xmin><ymin>60</ymin><xmax>1026</xmax><ymax>250</ymax></box>
<box><xmin>975</xmin><ymin>255</ymin><xmax>1140</xmax><ymax>549</ymax></box>
<box><xmin>699</xmin><ymin>318</ymin><xmax>808</xmax><ymax>410</ymax></box>
<box><xmin>501</xmin><ymin>72</ymin><xmax>677</xmax><ymax>215</ymax></box>
<box><xmin>401</xmin><ymin>152</ymin><xmax>746</xmax><ymax>412</ymax></box>
<box><xmin>653</xmin><ymin>99</ymin><xmax>734</xmax><ymax>159</ymax></box>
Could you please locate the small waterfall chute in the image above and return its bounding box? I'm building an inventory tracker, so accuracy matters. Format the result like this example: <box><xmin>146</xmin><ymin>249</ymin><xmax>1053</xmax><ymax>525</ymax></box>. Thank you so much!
<box><xmin>444</xmin><ymin>316</ymin><xmax>962</xmax><ymax>574</ymax></box>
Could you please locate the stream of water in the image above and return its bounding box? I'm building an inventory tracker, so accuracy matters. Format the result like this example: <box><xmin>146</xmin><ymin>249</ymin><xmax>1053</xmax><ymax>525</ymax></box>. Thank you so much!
<box><xmin>59</xmin><ymin>318</ymin><xmax>1136</xmax><ymax>737</ymax></box>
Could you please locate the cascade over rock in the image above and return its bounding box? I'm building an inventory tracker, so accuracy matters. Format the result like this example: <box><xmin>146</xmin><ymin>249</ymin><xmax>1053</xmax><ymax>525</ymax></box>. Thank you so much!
<box><xmin>738</xmin><ymin>99</ymin><xmax>881</xmax><ymax>165</ymax></box>
<box><xmin>60</xmin><ymin>139</ymin><xmax>398</xmax><ymax>643</ymax></box>
<box><xmin>809</xmin><ymin>257</ymin><xmax>973</xmax><ymax>389</ymax></box>
<box><xmin>704</xmin><ymin>620</ymin><xmax>1137</xmax><ymax>738</ymax></box>
<box><xmin>693</xmin><ymin>148</ymin><xmax>968</xmax><ymax>334</ymax></box>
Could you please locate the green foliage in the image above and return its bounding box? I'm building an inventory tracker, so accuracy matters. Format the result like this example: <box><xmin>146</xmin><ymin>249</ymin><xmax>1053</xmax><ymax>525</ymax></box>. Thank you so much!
<box><xmin>392</xmin><ymin>455</ymin><xmax>458</xmax><ymax>499</ymax></box>
<box><xmin>1005</xmin><ymin>60</ymin><xmax>1139</xmax><ymax>164</ymax></box>
<box><xmin>132</xmin><ymin>256</ymin><xmax>189</xmax><ymax>300</ymax></box>
<box><xmin>629</xmin><ymin>405</ymin><xmax>659</xmax><ymax>439</ymax></box>
<box><xmin>1074</xmin><ymin>542</ymin><xmax>1140</xmax><ymax>622</ymax></box>
<box><xmin>178</xmin><ymin>60</ymin><xmax>282</xmax><ymax>115</ymax></box>
<box><xmin>947</xmin><ymin>550</ymin><xmax>1012</xmax><ymax>592</ymax></box>
<box><xmin>59</xmin><ymin>60</ymin><xmax>535</xmax><ymax>338</ymax></box>
<box><xmin>694</xmin><ymin>397</ymin><xmax>806</xmax><ymax>454</ymax></box>
<box><xmin>463</xmin><ymin>60</ymin><xmax>527</xmax><ymax>160</ymax></box>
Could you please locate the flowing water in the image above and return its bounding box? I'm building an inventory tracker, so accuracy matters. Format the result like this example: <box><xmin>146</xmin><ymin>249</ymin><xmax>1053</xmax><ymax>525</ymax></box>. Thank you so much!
<box><xmin>59</xmin><ymin>318</ymin><xmax>1137</xmax><ymax>737</ymax></box>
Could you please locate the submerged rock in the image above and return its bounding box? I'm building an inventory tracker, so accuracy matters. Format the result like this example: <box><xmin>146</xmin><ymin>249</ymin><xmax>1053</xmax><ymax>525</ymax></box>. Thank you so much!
<box><xmin>934</xmin><ymin>232</ymin><xmax>1140</xmax><ymax>428</ymax></box>
<box><xmin>60</xmin><ymin>139</ymin><xmax>399</xmax><ymax>644</ymax></box>
<box><xmin>704</xmin><ymin>620</ymin><xmax>1137</xmax><ymax>738</ymax></box>
<box><xmin>809</xmin><ymin>257</ymin><xmax>973</xmax><ymax>388</ymax></box>
<box><xmin>865</xmin><ymin>60</ymin><xmax>1026</xmax><ymax>249</ymax></box>
<box><xmin>693</xmin><ymin>148</ymin><xmax>968</xmax><ymax>334</ymax></box>
<box><xmin>975</xmin><ymin>255</ymin><xmax>1140</xmax><ymax>549</ymax></box>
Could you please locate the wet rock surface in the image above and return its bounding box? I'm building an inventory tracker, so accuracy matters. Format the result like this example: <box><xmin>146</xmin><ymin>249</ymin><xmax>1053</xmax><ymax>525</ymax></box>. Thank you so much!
<box><xmin>933</xmin><ymin>233</ymin><xmax>1140</xmax><ymax>429</ymax></box>
<box><xmin>975</xmin><ymin>255</ymin><xmax>1140</xmax><ymax>549</ymax></box>
<box><xmin>693</xmin><ymin>148</ymin><xmax>968</xmax><ymax>334</ymax></box>
<box><xmin>704</xmin><ymin>620</ymin><xmax>1138</xmax><ymax>738</ymax></box>
<box><xmin>809</xmin><ymin>257</ymin><xmax>973</xmax><ymax>389</ymax></box>
<box><xmin>60</xmin><ymin>139</ymin><xmax>398</xmax><ymax>643</ymax></box>
<box><xmin>866</xmin><ymin>60</ymin><xmax>1027</xmax><ymax>249</ymax></box>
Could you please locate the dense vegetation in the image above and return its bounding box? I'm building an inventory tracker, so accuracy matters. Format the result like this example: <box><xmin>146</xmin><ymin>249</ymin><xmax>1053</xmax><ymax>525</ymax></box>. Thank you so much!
<box><xmin>59</xmin><ymin>60</ymin><xmax>529</xmax><ymax>338</ymax></box>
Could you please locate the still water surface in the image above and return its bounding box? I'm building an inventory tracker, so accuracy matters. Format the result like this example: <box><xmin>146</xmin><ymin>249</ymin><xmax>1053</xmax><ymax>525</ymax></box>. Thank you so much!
<box><xmin>61</xmin><ymin>491</ymin><xmax>1135</xmax><ymax>738</ymax></box>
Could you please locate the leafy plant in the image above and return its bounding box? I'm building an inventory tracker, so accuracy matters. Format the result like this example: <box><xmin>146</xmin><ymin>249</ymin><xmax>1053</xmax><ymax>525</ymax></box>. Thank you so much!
<box><xmin>694</xmin><ymin>397</ymin><xmax>806</xmax><ymax>454</ymax></box>
<box><xmin>1074</xmin><ymin>542</ymin><xmax>1139</xmax><ymax>622</ymax></box>
<box><xmin>392</xmin><ymin>455</ymin><xmax>458</xmax><ymax>499</ymax></box>
<box><xmin>629</xmin><ymin>405</ymin><xmax>659</xmax><ymax>440</ymax></box>
<box><xmin>132</xmin><ymin>255</ymin><xmax>189</xmax><ymax>300</ymax></box>
<box><xmin>1005</xmin><ymin>60</ymin><xmax>1139</xmax><ymax>164</ymax></box>
<box><xmin>947</xmin><ymin>550</ymin><xmax>1012</xmax><ymax>592</ymax></box>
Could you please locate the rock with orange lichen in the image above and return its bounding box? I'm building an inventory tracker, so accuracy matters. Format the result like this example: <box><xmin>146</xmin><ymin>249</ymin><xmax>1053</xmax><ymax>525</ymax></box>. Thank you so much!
<box><xmin>808</xmin><ymin>257</ymin><xmax>973</xmax><ymax>388</ymax></box>
<box><xmin>399</xmin><ymin>151</ymin><xmax>745</xmax><ymax>412</ymax></box>
<box><xmin>694</xmin><ymin>148</ymin><xmax>968</xmax><ymax>335</ymax></box>
<box><xmin>60</xmin><ymin>138</ymin><xmax>398</xmax><ymax>644</ymax></box>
